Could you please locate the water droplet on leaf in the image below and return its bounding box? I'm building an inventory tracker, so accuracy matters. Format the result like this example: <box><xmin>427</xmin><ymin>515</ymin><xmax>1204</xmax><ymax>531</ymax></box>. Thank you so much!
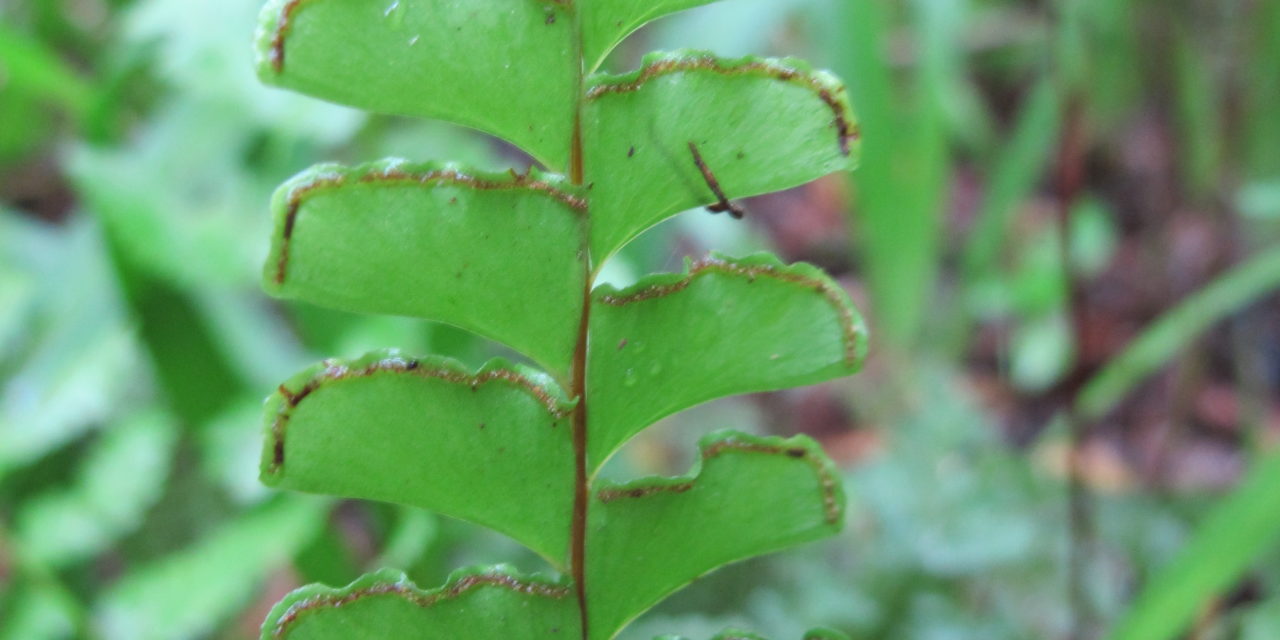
<box><xmin>383</xmin><ymin>0</ymin><xmax>405</xmax><ymax>28</ymax></box>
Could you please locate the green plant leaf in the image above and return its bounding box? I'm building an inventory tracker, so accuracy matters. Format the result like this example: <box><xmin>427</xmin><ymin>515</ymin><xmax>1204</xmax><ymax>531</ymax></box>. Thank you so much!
<box><xmin>1078</xmin><ymin>245</ymin><xmax>1280</xmax><ymax>420</ymax></box>
<box><xmin>0</xmin><ymin>214</ymin><xmax>142</xmax><ymax>477</ymax></box>
<box><xmin>250</xmin><ymin>4</ymin><xmax>865</xmax><ymax>637</ymax></box>
<box><xmin>15</xmin><ymin>411</ymin><xmax>177</xmax><ymax>567</ymax></box>
<box><xmin>262</xmin><ymin>350</ymin><xmax>576</xmax><ymax>566</ymax></box>
<box><xmin>580</xmin><ymin>1</ymin><xmax>716</xmax><ymax>72</ymax></box>
<box><xmin>0</xmin><ymin>21</ymin><xmax>94</xmax><ymax>121</ymax></box>
<box><xmin>834</xmin><ymin>0</ymin><xmax>947</xmax><ymax>348</ymax></box>
<box><xmin>586</xmin><ymin>432</ymin><xmax>845</xmax><ymax>639</ymax></box>
<box><xmin>93</xmin><ymin>497</ymin><xmax>326</xmax><ymax>640</ymax></box>
<box><xmin>1172</xmin><ymin>29</ymin><xmax>1223</xmax><ymax>199</ymax></box>
<box><xmin>587</xmin><ymin>253</ymin><xmax>866</xmax><ymax>470</ymax></box>
<box><xmin>961</xmin><ymin>77</ymin><xmax>1062</xmax><ymax>281</ymax></box>
<box><xmin>254</xmin><ymin>0</ymin><xmax>577</xmax><ymax>169</ymax></box>
<box><xmin>583</xmin><ymin>51</ymin><xmax>859</xmax><ymax>261</ymax></box>
<box><xmin>1105</xmin><ymin>449</ymin><xmax>1280</xmax><ymax>640</ymax></box>
<box><xmin>374</xmin><ymin>507</ymin><xmax>439</xmax><ymax>570</ymax></box>
<box><xmin>0</xmin><ymin>585</ymin><xmax>78</xmax><ymax>640</ymax></box>
<box><xmin>262</xmin><ymin>567</ymin><xmax>578</xmax><ymax>640</ymax></box>
<box><xmin>261</xmin><ymin>160</ymin><xmax>586</xmax><ymax>375</ymax></box>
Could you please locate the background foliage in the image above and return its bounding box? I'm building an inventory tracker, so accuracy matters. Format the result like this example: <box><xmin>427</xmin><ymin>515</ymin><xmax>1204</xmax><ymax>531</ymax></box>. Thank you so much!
<box><xmin>2</xmin><ymin>0</ymin><xmax>1279</xmax><ymax>638</ymax></box>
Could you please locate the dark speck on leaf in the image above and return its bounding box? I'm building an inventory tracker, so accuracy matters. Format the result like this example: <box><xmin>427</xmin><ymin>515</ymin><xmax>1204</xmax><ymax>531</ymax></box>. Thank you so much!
<box><xmin>617</xmin><ymin>339</ymin><xmax>627</xmax><ymax>350</ymax></box>
<box><xmin>627</xmin><ymin>146</ymin><xmax>635</xmax><ymax>158</ymax></box>
<box><xmin>786</xmin><ymin>448</ymin><xmax>806</xmax><ymax>458</ymax></box>
<box><xmin>545</xmin><ymin>13</ymin><xmax>555</xmax><ymax>24</ymax></box>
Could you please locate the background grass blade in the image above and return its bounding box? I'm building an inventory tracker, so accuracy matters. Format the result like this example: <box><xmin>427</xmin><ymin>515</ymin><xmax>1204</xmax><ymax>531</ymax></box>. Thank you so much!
<box><xmin>1078</xmin><ymin>245</ymin><xmax>1280</xmax><ymax>420</ymax></box>
<box><xmin>1104</xmin><ymin>450</ymin><xmax>1280</xmax><ymax>640</ymax></box>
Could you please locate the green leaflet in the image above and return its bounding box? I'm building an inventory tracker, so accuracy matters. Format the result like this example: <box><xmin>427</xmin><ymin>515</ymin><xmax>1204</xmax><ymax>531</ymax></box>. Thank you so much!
<box><xmin>587</xmin><ymin>253</ymin><xmax>867</xmax><ymax>471</ymax></box>
<box><xmin>261</xmin><ymin>351</ymin><xmax>576</xmax><ymax>566</ymax></box>
<box><xmin>580</xmin><ymin>1</ymin><xmax>717</xmax><ymax>72</ymax></box>
<box><xmin>583</xmin><ymin>51</ymin><xmax>859</xmax><ymax>262</ymax></box>
<box><xmin>587</xmin><ymin>432</ymin><xmax>845</xmax><ymax>640</ymax></box>
<box><xmin>261</xmin><ymin>567</ymin><xmax>578</xmax><ymax>640</ymax></box>
<box><xmin>261</xmin><ymin>160</ymin><xmax>586</xmax><ymax>376</ymax></box>
<box><xmin>254</xmin><ymin>0</ymin><xmax>577</xmax><ymax>169</ymax></box>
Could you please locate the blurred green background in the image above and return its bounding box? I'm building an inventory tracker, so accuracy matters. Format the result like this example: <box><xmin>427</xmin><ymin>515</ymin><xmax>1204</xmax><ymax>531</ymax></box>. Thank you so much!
<box><xmin>2</xmin><ymin>0</ymin><xmax>1280</xmax><ymax>638</ymax></box>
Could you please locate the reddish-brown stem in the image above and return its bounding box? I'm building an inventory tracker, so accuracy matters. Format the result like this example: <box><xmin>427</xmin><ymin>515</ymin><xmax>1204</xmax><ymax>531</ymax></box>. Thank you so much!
<box><xmin>571</xmin><ymin>112</ymin><xmax>584</xmax><ymax>186</ymax></box>
<box><xmin>568</xmin><ymin>14</ymin><xmax>591</xmax><ymax>638</ymax></box>
<box><xmin>570</xmin><ymin>263</ymin><xmax>590</xmax><ymax>638</ymax></box>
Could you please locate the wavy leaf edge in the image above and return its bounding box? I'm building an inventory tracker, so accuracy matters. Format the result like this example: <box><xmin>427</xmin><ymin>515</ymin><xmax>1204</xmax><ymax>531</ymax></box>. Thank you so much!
<box><xmin>260</xmin><ymin>349</ymin><xmax>575</xmax><ymax>480</ymax></box>
<box><xmin>262</xmin><ymin>158</ymin><xmax>586</xmax><ymax>291</ymax></box>
<box><xmin>586</xmin><ymin>50</ymin><xmax>860</xmax><ymax>160</ymax></box>
<box><xmin>593</xmin><ymin>251</ymin><xmax>869</xmax><ymax>370</ymax></box>
<box><xmin>254</xmin><ymin>0</ymin><xmax>298</xmax><ymax>75</ymax></box>
<box><xmin>595</xmin><ymin>430</ymin><xmax>846</xmax><ymax>528</ymax></box>
<box><xmin>260</xmin><ymin>565</ymin><xmax>573</xmax><ymax>640</ymax></box>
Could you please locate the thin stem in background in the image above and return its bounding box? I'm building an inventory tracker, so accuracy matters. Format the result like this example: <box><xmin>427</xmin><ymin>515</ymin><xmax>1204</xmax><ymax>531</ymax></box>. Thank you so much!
<box><xmin>1055</xmin><ymin>94</ymin><xmax>1094</xmax><ymax>640</ymax></box>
